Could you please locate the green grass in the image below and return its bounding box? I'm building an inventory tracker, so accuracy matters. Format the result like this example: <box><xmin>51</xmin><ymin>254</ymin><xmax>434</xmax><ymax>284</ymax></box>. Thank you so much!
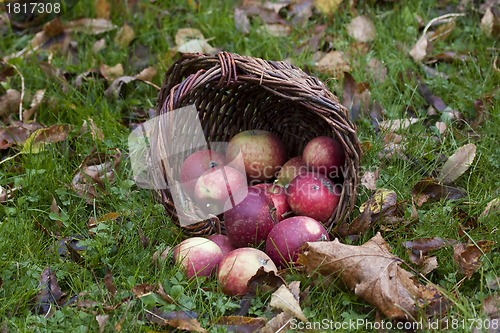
<box><xmin>1</xmin><ymin>0</ymin><xmax>499</xmax><ymax>332</ymax></box>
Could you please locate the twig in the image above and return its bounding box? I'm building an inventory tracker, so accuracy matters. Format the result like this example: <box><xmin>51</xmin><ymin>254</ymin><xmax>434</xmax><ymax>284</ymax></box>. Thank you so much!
<box><xmin>422</xmin><ymin>13</ymin><xmax>466</xmax><ymax>38</ymax></box>
<box><xmin>9</xmin><ymin>63</ymin><xmax>25</xmax><ymax>121</ymax></box>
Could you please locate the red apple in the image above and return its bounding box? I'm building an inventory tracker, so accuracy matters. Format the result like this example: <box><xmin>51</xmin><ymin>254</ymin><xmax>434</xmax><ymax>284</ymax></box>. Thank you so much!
<box><xmin>226</xmin><ymin>130</ymin><xmax>286</xmax><ymax>183</ymax></box>
<box><xmin>286</xmin><ymin>172</ymin><xmax>341</xmax><ymax>223</ymax></box>
<box><xmin>302</xmin><ymin>136</ymin><xmax>345</xmax><ymax>177</ymax></box>
<box><xmin>179</xmin><ymin>149</ymin><xmax>226</xmax><ymax>196</ymax></box>
<box><xmin>275</xmin><ymin>156</ymin><xmax>308</xmax><ymax>186</ymax></box>
<box><xmin>207</xmin><ymin>234</ymin><xmax>236</xmax><ymax>257</ymax></box>
<box><xmin>194</xmin><ymin>166</ymin><xmax>247</xmax><ymax>216</ymax></box>
<box><xmin>266</xmin><ymin>216</ymin><xmax>329</xmax><ymax>267</ymax></box>
<box><xmin>224</xmin><ymin>186</ymin><xmax>278</xmax><ymax>248</ymax></box>
<box><xmin>255</xmin><ymin>183</ymin><xmax>290</xmax><ymax>221</ymax></box>
<box><xmin>173</xmin><ymin>237</ymin><xmax>223</xmax><ymax>279</ymax></box>
<box><xmin>217</xmin><ymin>247</ymin><xmax>277</xmax><ymax>296</ymax></box>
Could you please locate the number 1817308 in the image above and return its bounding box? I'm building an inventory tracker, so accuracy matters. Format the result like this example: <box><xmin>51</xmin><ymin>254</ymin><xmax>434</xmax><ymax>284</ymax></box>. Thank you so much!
<box><xmin>5</xmin><ymin>2</ymin><xmax>61</xmax><ymax>15</ymax></box>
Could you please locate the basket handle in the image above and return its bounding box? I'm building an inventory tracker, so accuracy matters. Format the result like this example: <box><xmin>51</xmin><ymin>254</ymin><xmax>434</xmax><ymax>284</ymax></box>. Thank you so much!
<box><xmin>217</xmin><ymin>51</ymin><xmax>238</xmax><ymax>87</ymax></box>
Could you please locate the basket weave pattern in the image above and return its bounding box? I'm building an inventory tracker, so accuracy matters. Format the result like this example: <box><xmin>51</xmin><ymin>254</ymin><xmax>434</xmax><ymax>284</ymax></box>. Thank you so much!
<box><xmin>156</xmin><ymin>52</ymin><xmax>361</xmax><ymax>235</ymax></box>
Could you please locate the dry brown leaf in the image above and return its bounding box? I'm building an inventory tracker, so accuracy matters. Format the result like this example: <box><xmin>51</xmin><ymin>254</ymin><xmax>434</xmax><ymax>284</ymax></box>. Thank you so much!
<box><xmin>64</xmin><ymin>18</ymin><xmax>117</xmax><ymax>34</ymax></box>
<box><xmin>314</xmin><ymin>0</ymin><xmax>343</xmax><ymax>15</ymax></box>
<box><xmin>132</xmin><ymin>283</ymin><xmax>156</xmax><ymax>298</ymax></box>
<box><xmin>259</xmin><ymin>312</ymin><xmax>293</xmax><ymax>333</ymax></box>
<box><xmin>145</xmin><ymin>308</ymin><xmax>207</xmax><ymax>333</ymax></box>
<box><xmin>298</xmin><ymin>233</ymin><xmax>446</xmax><ymax>320</ymax></box>
<box><xmin>361</xmin><ymin>169</ymin><xmax>379</xmax><ymax>190</ymax></box>
<box><xmin>135</xmin><ymin>66</ymin><xmax>157</xmax><ymax>82</ymax></box>
<box><xmin>214</xmin><ymin>316</ymin><xmax>266</xmax><ymax>333</ymax></box>
<box><xmin>453</xmin><ymin>240</ymin><xmax>495</xmax><ymax>278</ymax></box>
<box><xmin>21</xmin><ymin>124</ymin><xmax>72</xmax><ymax>154</ymax></box>
<box><xmin>234</xmin><ymin>8</ymin><xmax>251</xmax><ymax>34</ymax></box>
<box><xmin>316</xmin><ymin>51</ymin><xmax>350</xmax><ymax>75</ymax></box>
<box><xmin>34</xmin><ymin>267</ymin><xmax>65</xmax><ymax>315</ymax></box>
<box><xmin>175</xmin><ymin>28</ymin><xmax>205</xmax><ymax>45</ymax></box>
<box><xmin>410</xmin><ymin>35</ymin><xmax>430</xmax><ymax>63</ymax></box>
<box><xmin>80</xmin><ymin>118</ymin><xmax>105</xmax><ymax>141</ymax></box>
<box><xmin>96</xmin><ymin>0</ymin><xmax>111</xmax><ymax>19</ymax></box>
<box><xmin>259</xmin><ymin>24</ymin><xmax>291</xmax><ymax>37</ymax></box>
<box><xmin>367</xmin><ymin>58</ymin><xmax>387</xmax><ymax>82</ymax></box>
<box><xmin>0</xmin><ymin>89</ymin><xmax>21</xmax><ymax>118</ymax></box>
<box><xmin>100</xmin><ymin>63</ymin><xmax>124</xmax><ymax>81</ymax></box>
<box><xmin>378</xmin><ymin>118</ymin><xmax>419</xmax><ymax>132</ymax></box>
<box><xmin>347</xmin><ymin>15</ymin><xmax>376</xmax><ymax>42</ymax></box>
<box><xmin>438</xmin><ymin>143</ymin><xmax>476</xmax><ymax>184</ymax></box>
<box><xmin>104</xmin><ymin>269</ymin><xmax>117</xmax><ymax>299</ymax></box>
<box><xmin>114</xmin><ymin>23</ymin><xmax>135</xmax><ymax>48</ymax></box>
<box><xmin>481</xmin><ymin>7</ymin><xmax>500</xmax><ymax>37</ymax></box>
<box><xmin>435</xmin><ymin>121</ymin><xmax>447</xmax><ymax>135</ymax></box>
<box><xmin>23</xmin><ymin>89</ymin><xmax>46</xmax><ymax>122</ymax></box>
<box><xmin>175</xmin><ymin>28</ymin><xmax>216</xmax><ymax>54</ymax></box>
<box><xmin>420</xmin><ymin>256</ymin><xmax>439</xmax><ymax>275</ymax></box>
<box><xmin>412</xmin><ymin>178</ymin><xmax>466</xmax><ymax>207</ymax></box>
<box><xmin>270</xmin><ymin>284</ymin><xmax>307</xmax><ymax>322</ymax></box>
<box><xmin>71</xmin><ymin>148</ymin><xmax>121</xmax><ymax>203</ymax></box>
<box><xmin>93</xmin><ymin>38</ymin><xmax>107</xmax><ymax>53</ymax></box>
<box><xmin>482</xmin><ymin>198</ymin><xmax>500</xmax><ymax>217</ymax></box>
<box><xmin>96</xmin><ymin>314</ymin><xmax>109</xmax><ymax>333</ymax></box>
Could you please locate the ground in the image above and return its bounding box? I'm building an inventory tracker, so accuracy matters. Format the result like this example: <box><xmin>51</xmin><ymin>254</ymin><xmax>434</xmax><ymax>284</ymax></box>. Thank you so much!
<box><xmin>0</xmin><ymin>0</ymin><xmax>499</xmax><ymax>332</ymax></box>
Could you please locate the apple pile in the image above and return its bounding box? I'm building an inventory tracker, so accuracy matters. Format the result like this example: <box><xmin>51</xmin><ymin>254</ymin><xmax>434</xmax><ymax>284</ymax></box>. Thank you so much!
<box><xmin>172</xmin><ymin>130</ymin><xmax>346</xmax><ymax>296</ymax></box>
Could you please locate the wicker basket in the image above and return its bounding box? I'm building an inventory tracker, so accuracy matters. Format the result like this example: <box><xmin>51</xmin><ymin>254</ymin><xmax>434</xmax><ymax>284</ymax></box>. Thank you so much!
<box><xmin>155</xmin><ymin>52</ymin><xmax>361</xmax><ymax>235</ymax></box>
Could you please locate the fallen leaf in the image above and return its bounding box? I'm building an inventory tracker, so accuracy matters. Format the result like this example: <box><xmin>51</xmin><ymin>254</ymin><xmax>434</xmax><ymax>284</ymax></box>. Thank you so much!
<box><xmin>316</xmin><ymin>51</ymin><xmax>350</xmax><ymax>75</ymax></box>
<box><xmin>114</xmin><ymin>23</ymin><xmax>135</xmax><ymax>48</ymax></box>
<box><xmin>270</xmin><ymin>284</ymin><xmax>307</xmax><ymax>322</ymax></box>
<box><xmin>100</xmin><ymin>63</ymin><xmax>124</xmax><ymax>81</ymax></box>
<box><xmin>135</xmin><ymin>66</ymin><xmax>157</xmax><ymax>82</ymax></box>
<box><xmin>341</xmin><ymin>72</ymin><xmax>370</xmax><ymax>121</ymax></box>
<box><xmin>412</xmin><ymin>178</ymin><xmax>466</xmax><ymax>206</ymax></box>
<box><xmin>347</xmin><ymin>15</ymin><xmax>376</xmax><ymax>42</ymax></box>
<box><xmin>420</xmin><ymin>256</ymin><xmax>439</xmax><ymax>275</ymax></box>
<box><xmin>104</xmin><ymin>269</ymin><xmax>116</xmax><ymax>299</ymax></box>
<box><xmin>95</xmin><ymin>0</ymin><xmax>111</xmax><ymax>19</ymax></box>
<box><xmin>258</xmin><ymin>24</ymin><xmax>291</xmax><ymax>37</ymax></box>
<box><xmin>453</xmin><ymin>240</ymin><xmax>495</xmax><ymax>278</ymax></box>
<box><xmin>359</xmin><ymin>188</ymin><xmax>397</xmax><ymax>214</ymax></box>
<box><xmin>214</xmin><ymin>316</ymin><xmax>266</xmax><ymax>333</ymax></box>
<box><xmin>410</xmin><ymin>35</ymin><xmax>430</xmax><ymax>63</ymax></box>
<box><xmin>71</xmin><ymin>148</ymin><xmax>122</xmax><ymax>203</ymax></box>
<box><xmin>64</xmin><ymin>18</ymin><xmax>117</xmax><ymax>35</ymax></box>
<box><xmin>34</xmin><ymin>267</ymin><xmax>65</xmax><ymax>315</ymax></box>
<box><xmin>20</xmin><ymin>124</ymin><xmax>72</xmax><ymax>154</ymax></box>
<box><xmin>314</xmin><ymin>0</ymin><xmax>343</xmax><ymax>15</ymax></box>
<box><xmin>481</xmin><ymin>197</ymin><xmax>500</xmax><ymax>217</ymax></box>
<box><xmin>0</xmin><ymin>89</ymin><xmax>21</xmax><ymax>118</ymax></box>
<box><xmin>93</xmin><ymin>38</ymin><xmax>107</xmax><ymax>53</ymax></box>
<box><xmin>425</xmin><ymin>51</ymin><xmax>469</xmax><ymax>65</ymax></box>
<box><xmin>247</xmin><ymin>267</ymin><xmax>286</xmax><ymax>294</ymax></box>
<box><xmin>298</xmin><ymin>233</ymin><xmax>446</xmax><ymax>320</ymax></box>
<box><xmin>438</xmin><ymin>143</ymin><xmax>477</xmax><ymax>184</ymax></box>
<box><xmin>234</xmin><ymin>8</ymin><xmax>251</xmax><ymax>34</ymax></box>
<box><xmin>145</xmin><ymin>307</ymin><xmax>206</xmax><ymax>333</ymax></box>
<box><xmin>335</xmin><ymin>189</ymin><xmax>402</xmax><ymax>239</ymax></box>
<box><xmin>80</xmin><ymin>118</ymin><xmax>105</xmax><ymax>141</ymax></box>
<box><xmin>174</xmin><ymin>28</ymin><xmax>216</xmax><ymax>54</ymax></box>
<box><xmin>435</xmin><ymin>121</ymin><xmax>447</xmax><ymax>135</ymax></box>
<box><xmin>39</xmin><ymin>62</ymin><xmax>70</xmax><ymax>92</ymax></box>
<box><xmin>23</xmin><ymin>89</ymin><xmax>46</xmax><ymax>122</ymax></box>
<box><xmin>259</xmin><ymin>312</ymin><xmax>293</xmax><ymax>333</ymax></box>
<box><xmin>482</xmin><ymin>294</ymin><xmax>499</xmax><ymax>322</ymax></box>
<box><xmin>403</xmin><ymin>237</ymin><xmax>456</xmax><ymax>267</ymax></box>
<box><xmin>96</xmin><ymin>314</ymin><xmax>109</xmax><ymax>333</ymax></box>
<box><xmin>378</xmin><ymin>118</ymin><xmax>419</xmax><ymax>132</ymax></box>
<box><xmin>361</xmin><ymin>169</ymin><xmax>379</xmax><ymax>190</ymax></box>
<box><xmin>132</xmin><ymin>283</ymin><xmax>156</xmax><ymax>298</ymax></box>
<box><xmin>176</xmin><ymin>39</ymin><xmax>216</xmax><ymax>54</ymax></box>
<box><xmin>367</xmin><ymin>58</ymin><xmax>387</xmax><ymax>82</ymax></box>
<box><xmin>175</xmin><ymin>28</ymin><xmax>205</xmax><ymax>45</ymax></box>
<box><xmin>480</xmin><ymin>7</ymin><xmax>500</xmax><ymax>38</ymax></box>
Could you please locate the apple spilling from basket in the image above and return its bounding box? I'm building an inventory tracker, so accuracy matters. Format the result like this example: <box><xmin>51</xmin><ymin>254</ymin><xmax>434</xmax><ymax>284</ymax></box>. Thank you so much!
<box><xmin>173</xmin><ymin>129</ymin><xmax>345</xmax><ymax>296</ymax></box>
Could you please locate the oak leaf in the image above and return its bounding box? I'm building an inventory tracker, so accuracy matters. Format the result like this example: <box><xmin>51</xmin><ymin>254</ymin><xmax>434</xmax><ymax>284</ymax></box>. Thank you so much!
<box><xmin>298</xmin><ymin>232</ymin><xmax>445</xmax><ymax>320</ymax></box>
